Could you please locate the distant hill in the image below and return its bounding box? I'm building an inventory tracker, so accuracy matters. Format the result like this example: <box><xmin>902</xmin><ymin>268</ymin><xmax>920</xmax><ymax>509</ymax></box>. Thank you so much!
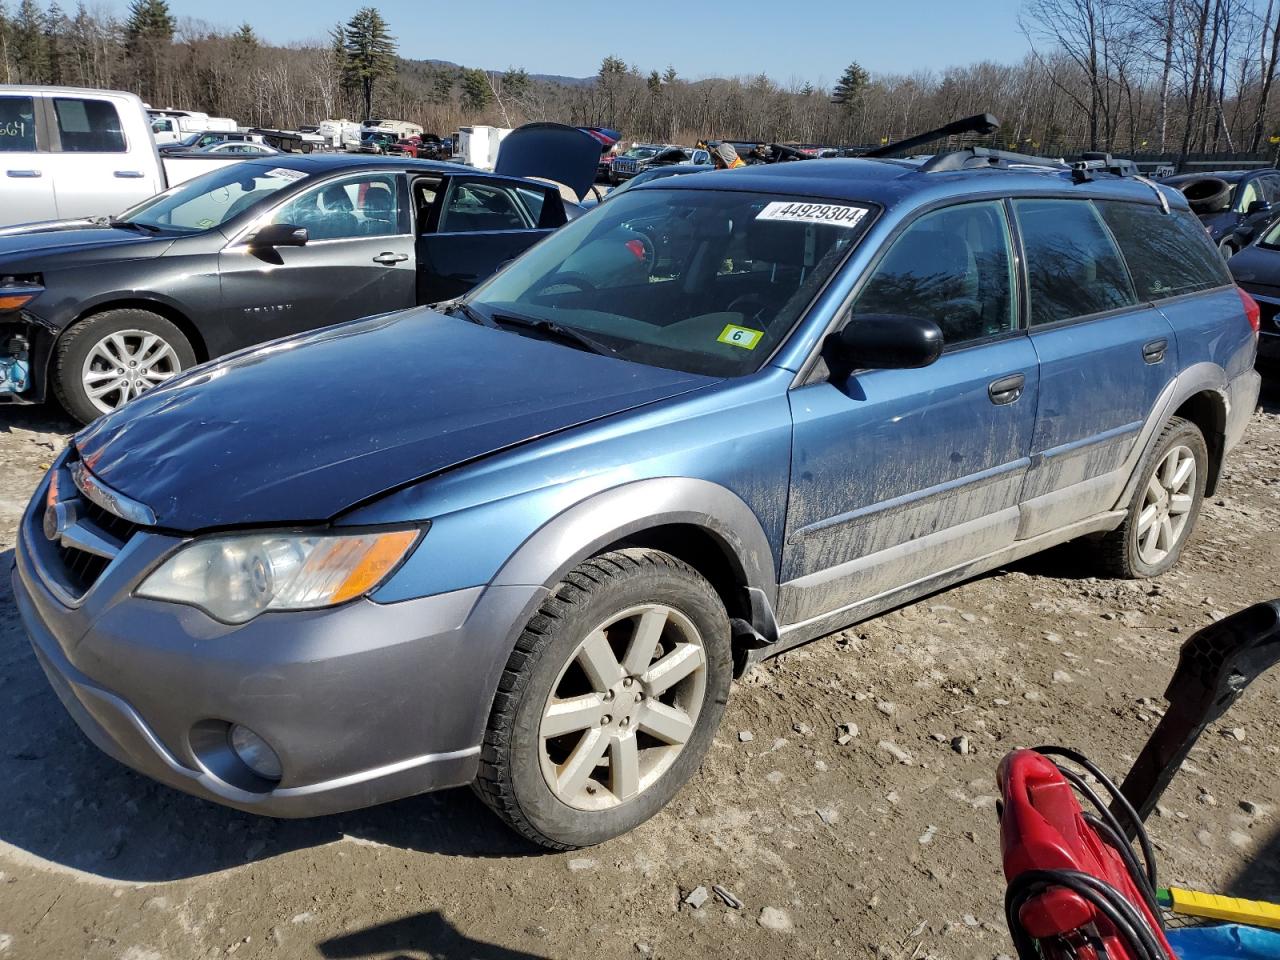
<box><xmin>399</xmin><ymin>57</ymin><xmax>595</xmax><ymax>88</ymax></box>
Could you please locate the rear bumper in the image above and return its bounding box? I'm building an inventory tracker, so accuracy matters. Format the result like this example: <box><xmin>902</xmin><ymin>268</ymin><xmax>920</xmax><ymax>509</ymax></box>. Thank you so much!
<box><xmin>13</xmin><ymin>494</ymin><xmax>542</xmax><ymax>817</ymax></box>
<box><xmin>1225</xmin><ymin>367</ymin><xmax>1262</xmax><ymax>453</ymax></box>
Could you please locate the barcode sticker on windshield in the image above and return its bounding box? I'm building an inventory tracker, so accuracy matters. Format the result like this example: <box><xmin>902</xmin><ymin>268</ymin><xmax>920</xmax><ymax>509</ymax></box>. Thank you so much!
<box><xmin>756</xmin><ymin>201</ymin><xmax>867</xmax><ymax>228</ymax></box>
<box><xmin>265</xmin><ymin>167</ymin><xmax>308</xmax><ymax>182</ymax></box>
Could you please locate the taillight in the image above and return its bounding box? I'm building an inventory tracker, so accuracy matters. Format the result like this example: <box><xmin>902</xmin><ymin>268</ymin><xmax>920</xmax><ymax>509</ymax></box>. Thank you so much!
<box><xmin>1237</xmin><ymin>286</ymin><xmax>1261</xmax><ymax>334</ymax></box>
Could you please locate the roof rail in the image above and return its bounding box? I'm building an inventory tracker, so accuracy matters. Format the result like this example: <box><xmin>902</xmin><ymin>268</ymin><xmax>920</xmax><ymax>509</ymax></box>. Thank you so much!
<box><xmin>918</xmin><ymin>146</ymin><xmax>1068</xmax><ymax>173</ymax></box>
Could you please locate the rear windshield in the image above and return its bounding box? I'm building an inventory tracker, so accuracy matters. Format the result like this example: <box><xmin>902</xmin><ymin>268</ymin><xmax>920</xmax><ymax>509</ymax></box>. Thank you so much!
<box><xmin>467</xmin><ymin>188</ymin><xmax>873</xmax><ymax>377</ymax></box>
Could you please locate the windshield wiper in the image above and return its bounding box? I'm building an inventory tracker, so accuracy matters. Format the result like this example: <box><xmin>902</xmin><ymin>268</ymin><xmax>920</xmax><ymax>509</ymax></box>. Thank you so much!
<box><xmin>101</xmin><ymin>216</ymin><xmax>160</xmax><ymax>234</ymax></box>
<box><xmin>490</xmin><ymin>313</ymin><xmax>617</xmax><ymax>357</ymax></box>
<box><xmin>441</xmin><ymin>300</ymin><xmax>495</xmax><ymax>327</ymax></box>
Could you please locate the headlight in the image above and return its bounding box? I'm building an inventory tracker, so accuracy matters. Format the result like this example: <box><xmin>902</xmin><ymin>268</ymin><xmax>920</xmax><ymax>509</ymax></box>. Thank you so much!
<box><xmin>136</xmin><ymin>528</ymin><xmax>421</xmax><ymax>624</ymax></box>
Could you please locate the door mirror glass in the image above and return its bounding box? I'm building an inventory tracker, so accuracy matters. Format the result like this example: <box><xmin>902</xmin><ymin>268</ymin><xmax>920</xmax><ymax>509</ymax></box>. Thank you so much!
<box><xmin>827</xmin><ymin>314</ymin><xmax>943</xmax><ymax>372</ymax></box>
<box><xmin>1247</xmin><ymin>199</ymin><xmax>1271</xmax><ymax>216</ymax></box>
<box><xmin>247</xmin><ymin>222</ymin><xmax>309</xmax><ymax>247</ymax></box>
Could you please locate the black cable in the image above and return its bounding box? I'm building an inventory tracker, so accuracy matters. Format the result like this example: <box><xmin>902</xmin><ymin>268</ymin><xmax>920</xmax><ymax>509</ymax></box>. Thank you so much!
<box><xmin>1033</xmin><ymin>745</ymin><xmax>1159</xmax><ymax>892</ymax></box>
<box><xmin>1083</xmin><ymin>811</ymin><xmax>1164</xmax><ymax>927</ymax></box>
<box><xmin>1006</xmin><ymin>868</ymin><xmax>1173</xmax><ymax>960</ymax></box>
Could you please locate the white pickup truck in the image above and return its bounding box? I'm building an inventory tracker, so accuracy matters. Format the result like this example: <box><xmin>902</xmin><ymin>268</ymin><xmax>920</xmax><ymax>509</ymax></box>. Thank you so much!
<box><xmin>0</xmin><ymin>85</ymin><xmax>257</xmax><ymax>228</ymax></box>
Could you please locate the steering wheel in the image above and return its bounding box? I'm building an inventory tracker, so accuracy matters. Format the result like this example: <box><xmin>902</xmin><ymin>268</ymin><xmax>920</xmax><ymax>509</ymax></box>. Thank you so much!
<box><xmin>536</xmin><ymin>271</ymin><xmax>597</xmax><ymax>294</ymax></box>
<box><xmin>626</xmin><ymin>230</ymin><xmax>656</xmax><ymax>270</ymax></box>
<box><xmin>727</xmin><ymin>293</ymin><xmax>767</xmax><ymax>322</ymax></box>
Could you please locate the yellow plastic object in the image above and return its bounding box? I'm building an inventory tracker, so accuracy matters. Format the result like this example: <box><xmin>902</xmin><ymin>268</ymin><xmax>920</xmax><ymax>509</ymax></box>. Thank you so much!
<box><xmin>1166</xmin><ymin>886</ymin><xmax>1280</xmax><ymax>930</ymax></box>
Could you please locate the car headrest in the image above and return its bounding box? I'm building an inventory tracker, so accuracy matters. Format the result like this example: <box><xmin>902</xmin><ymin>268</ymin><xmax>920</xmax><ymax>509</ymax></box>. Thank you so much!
<box><xmin>362</xmin><ymin>185</ymin><xmax>394</xmax><ymax>217</ymax></box>
<box><xmin>320</xmin><ymin>185</ymin><xmax>354</xmax><ymax>212</ymax></box>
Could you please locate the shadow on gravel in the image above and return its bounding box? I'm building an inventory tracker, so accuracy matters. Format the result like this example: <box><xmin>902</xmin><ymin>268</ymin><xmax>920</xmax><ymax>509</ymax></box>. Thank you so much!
<box><xmin>317</xmin><ymin>912</ymin><xmax>548</xmax><ymax>959</ymax></box>
<box><xmin>0</xmin><ymin>403</ymin><xmax>76</xmax><ymax>435</ymax></box>
<box><xmin>0</xmin><ymin>549</ymin><xmax>545</xmax><ymax>884</ymax></box>
<box><xmin>1228</xmin><ymin>823</ymin><xmax>1280</xmax><ymax>902</ymax></box>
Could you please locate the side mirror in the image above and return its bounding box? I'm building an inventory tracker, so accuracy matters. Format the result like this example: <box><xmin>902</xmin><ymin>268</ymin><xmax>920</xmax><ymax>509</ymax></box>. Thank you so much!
<box><xmin>827</xmin><ymin>314</ymin><xmax>944</xmax><ymax>372</ymax></box>
<box><xmin>1247</xmin><ymin>199</ymin><xmax>1271</xmax><ymax>216</ymax></box>
<box><xmin>247</xmin><ymin>223</ymin><xmax>308</xmax><ymax>248</ymax></box>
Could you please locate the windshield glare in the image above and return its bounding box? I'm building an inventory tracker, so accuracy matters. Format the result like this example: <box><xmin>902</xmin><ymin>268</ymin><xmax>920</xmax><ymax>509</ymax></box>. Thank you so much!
<box><xmin>122</xmin><ymin>163</ymin><xmax>308</xmax><ymax>233</ymax></box>
<box><xmin>624</xmin><ymin>147</ymin><xmax>659</xmax><ymax>159</ymax></box>
<box><xmin>467</xmin><ymin>188</ymin><xmax>872</xmax><ymax>377</ymax></box>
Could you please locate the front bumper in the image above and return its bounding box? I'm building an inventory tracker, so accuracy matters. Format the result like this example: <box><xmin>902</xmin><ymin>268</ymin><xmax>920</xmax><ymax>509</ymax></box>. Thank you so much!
<box><xmin>12</xmin><ymin>481</ymin><xmax>542</xmax><ymax>817</ymax></box>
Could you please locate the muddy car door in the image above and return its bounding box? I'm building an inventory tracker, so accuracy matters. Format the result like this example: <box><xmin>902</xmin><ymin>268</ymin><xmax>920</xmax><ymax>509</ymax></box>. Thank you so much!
<box><xmin>217</xmin><ymin>171</ymin><xmax>416</xmax><ymax>346</ymax></box>
<box><xmin>414</xmin><ymin>175</ymin><xmax>564</xmax><ymax>304</ymax></box>
<box><xmin>779</xmin><ymin>200</ymin><xmax>1040</xmax><ymax>627</ymax></box>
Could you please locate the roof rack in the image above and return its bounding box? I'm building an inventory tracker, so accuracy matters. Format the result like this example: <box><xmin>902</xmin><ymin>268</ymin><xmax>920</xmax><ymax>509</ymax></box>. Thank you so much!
<box><xmin>859</xmin><ymin>113</ymin><xmax>1002</xmax><ymax>159</ymax></box>
<box><xmin>918</xmin><ymin>146</ymin><xmax>1068</xmax><ymax>173</ymax></box>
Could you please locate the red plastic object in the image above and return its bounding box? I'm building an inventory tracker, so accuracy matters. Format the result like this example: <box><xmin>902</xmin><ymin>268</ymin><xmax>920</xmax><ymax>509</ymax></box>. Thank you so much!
<box><xmin>1237</xmin><ymin>287</ymin><xmax>1261</xmax><ymax>335</ymax></box>
<box><xmin>997</xmin><ymin>749</ymin><xmax>1177</xmax><ymax>959</ymax></box>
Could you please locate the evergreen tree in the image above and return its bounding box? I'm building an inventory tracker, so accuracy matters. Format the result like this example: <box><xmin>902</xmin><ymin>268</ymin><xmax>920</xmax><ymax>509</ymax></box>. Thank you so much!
<box><xmin>44</xmin><ymin>2</ymin><xmax>69</xmax><ymax>84</ymax></box>
<box><xmin>124</xmin><ymin>0</ymin><xmax>174</xmax><ymax>104</ymax></box>
<box><xmin>0</xmin><ymin>0</ymin><xmax>14</xmax><ymax>84</ymax></box>
<box><xmin>342</xmin><ymin>6</ymin><xmax>396</xmax><ymax>120</ymax></box>
<box><xmin>459</xmin><ymin>67</ymin><xmax>490</xmax><ymax>112</ymax></box>
<box><xmin>13</xmin><ymin>0</ymin><xmax>48</xmax><ymax>83</ymax></box>
<box><xmin>502</xmin><ymin>66</ymin><xmax>529</xmax><ymax>102</ymax></box>
<box><xmin>662</xmin><ymin>65</ymin><xmax>677</xmax><ymax>85</ymax></box>
<box><xmin>831</xmin><ymin>62</ymin><xmax>869</xmax><ymax>107</ymax></box>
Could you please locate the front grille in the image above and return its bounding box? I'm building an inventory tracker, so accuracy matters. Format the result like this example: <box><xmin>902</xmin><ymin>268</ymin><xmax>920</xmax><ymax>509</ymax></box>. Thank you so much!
<box><xmin>33</xmin><ymin>454</ymin><xmax>147</xmax><ymax>601</ymax></box>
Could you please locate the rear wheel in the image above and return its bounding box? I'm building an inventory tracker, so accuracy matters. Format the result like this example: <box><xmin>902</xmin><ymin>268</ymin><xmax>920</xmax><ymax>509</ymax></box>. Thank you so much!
<box><xmin>1096</xmin><ymin>417</ymin><xmax>1208</xmax><ymax>578</ymax></box>
<box><xmin>474</xmin><ymin>549</ymin><xmax>732</xmax><ymax>849</ymax></box>
<box><xmin>53</xmin><ymin>309</ymin><xmax>195</xmax><ymax>423</ymax></box>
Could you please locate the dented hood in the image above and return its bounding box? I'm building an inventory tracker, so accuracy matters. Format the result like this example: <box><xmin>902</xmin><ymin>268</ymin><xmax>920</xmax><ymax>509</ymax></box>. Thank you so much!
<box><xmin>74</xmin><ymin>309</ymin><xmax>714</xmax><ymax>531</ymax></box>
<box><xmin>495</xmin><ymin>123</ymin><xmax>603</xmax><ymax>201</ymax></box>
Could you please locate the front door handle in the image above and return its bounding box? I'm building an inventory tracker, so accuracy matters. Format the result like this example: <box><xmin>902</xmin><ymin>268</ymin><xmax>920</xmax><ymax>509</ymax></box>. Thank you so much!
<box><xmin>114</xmin><ymin>170</ymin><xmax>145</xmax><ymax>179</ymax></box>
<box><xmin>988</xmin><ymin>373</ymin><xmax>1026</xmax><ymax>405</ymax></box>
<box><xmin>6</xmin><ymin>169</ymin><xmax>41</xmax><ymax>178</ymax></box>
<box><xmin>373</xmin><ymin>252</ymin><xmax>409</xmax><ymax>265</ymax></box>
<box><xmin>1142</xmin><ymin>338</ymin><xmax>1168</xmax><ymax>364</ymax></box>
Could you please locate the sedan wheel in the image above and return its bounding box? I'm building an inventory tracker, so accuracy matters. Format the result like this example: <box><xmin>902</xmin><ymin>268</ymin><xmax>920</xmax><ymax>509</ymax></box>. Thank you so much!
<box><xmin>539</xmin><ymin>603</ymin><xmax>707</xmax><ymax>811</ymax></box>
<box><xmin>81</xmin><ymin>329</ymin><xmax>183</xmax><ymax>414</ymax></box>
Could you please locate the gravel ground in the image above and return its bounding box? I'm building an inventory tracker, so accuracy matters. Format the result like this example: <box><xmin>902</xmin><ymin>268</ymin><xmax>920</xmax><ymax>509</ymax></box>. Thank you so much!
<box><xmin>0</xmin><ymin>385</ymin><xmax>1277</xmax><ymax>960</ymax></box>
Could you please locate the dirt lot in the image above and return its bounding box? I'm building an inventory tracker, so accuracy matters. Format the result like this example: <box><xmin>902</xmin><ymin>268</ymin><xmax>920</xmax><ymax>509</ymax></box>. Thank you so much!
<box><xmin>0</xmin><ymin>387</ymin><xmax>1277</xmax><ymax>960</ymax></box>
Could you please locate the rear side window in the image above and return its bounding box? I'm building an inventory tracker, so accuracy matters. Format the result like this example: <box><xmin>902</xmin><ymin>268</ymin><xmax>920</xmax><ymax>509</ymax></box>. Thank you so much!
<box><xmin>0</xmin><ymin>96</ymin><xmax>37</xmax><ymax>152</ymax></box>
<box><xmin>53</xmin><ymin>98</ymin><xmax>126</xmax><ymax>153</ymax></box>
<box><xmin>438</xmin><ymin>180</ymin><xmax>530</xmax><ymax>232</ymax></box>
<box><xmin>1013</xmin><ymin>199</ymin><xmax>1136</xmax><ymax>325</ymax></box>
<box><xmin>1096</xmin><ymin>201</ymin><xmax>1230</xmax><ymax>300</ymax></box>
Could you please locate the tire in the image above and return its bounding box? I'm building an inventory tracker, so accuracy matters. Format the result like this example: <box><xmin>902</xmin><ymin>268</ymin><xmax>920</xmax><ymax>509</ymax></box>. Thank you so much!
<box><xmin>1219</xmin><ymin>238</ymin><xmax>1238</xmax><ymax>259</ymax></box>
<box><xmin>53</xmin><ymin>309</ymin><xmax>196</xmax><ymax>424</ymax></box>
<box><xmin>475</xmin><ymin>548</ymin><xmax>732</xmax><ymax>849</ymax></box>
<box><xmin>1096</xmin><ymin>417</ymin><xmax>1209</xmax><ymax>579</ymax></box>
<box><xmin>1179</xmin><ymin>177</ymin><xmax>1232</xmax><ymax>214</ymax></box>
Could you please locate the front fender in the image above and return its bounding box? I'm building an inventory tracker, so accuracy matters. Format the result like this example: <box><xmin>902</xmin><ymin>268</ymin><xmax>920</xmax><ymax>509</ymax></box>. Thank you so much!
<box><xmin>490</xmin><ymin>476</ymin><xmax>777</xmax><ymax>604</ymax></box>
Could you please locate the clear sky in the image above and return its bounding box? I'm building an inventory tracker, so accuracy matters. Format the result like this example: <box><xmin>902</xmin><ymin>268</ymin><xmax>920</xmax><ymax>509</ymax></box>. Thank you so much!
<box><xmin>164</xmin><ymin>0</ymin><xmax>1031</xmax><ymax>85</ymax></box>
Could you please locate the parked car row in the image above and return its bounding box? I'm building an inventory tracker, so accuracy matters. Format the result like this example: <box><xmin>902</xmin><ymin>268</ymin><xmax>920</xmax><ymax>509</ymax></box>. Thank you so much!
<box><xmin>6</xmin><ymin>115</ymin><xmax>1262</xmax><ymax>851</ymax></box>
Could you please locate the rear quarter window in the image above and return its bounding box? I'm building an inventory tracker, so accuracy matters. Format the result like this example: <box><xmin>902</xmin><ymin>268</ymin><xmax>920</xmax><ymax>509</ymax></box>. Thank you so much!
<box><xmin>53</xmin><ymin>97</ymin><xmax>126</xmax><ymax>153</ymax></box>
<box><xmin>1096</xmin><ymin>201</ymin><xmax>1231</xmax><ymax>300</ymax></box>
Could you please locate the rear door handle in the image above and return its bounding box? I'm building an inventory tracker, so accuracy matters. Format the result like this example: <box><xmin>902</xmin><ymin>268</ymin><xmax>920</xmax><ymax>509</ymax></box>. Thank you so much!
<box><xmin>6</xmin><ymin>169</ymin><xmax>41</xmax><ymax>178</ymax></box>
<box><xmin>114</xmin><ymin>170</ymin><xmax>145</xmax><ymax>179</ymax></box>
<box><xmin>988</xmin><ymin>373</ymin><xmax>1026</xmax><ymax>405</ymax></box>
<box><xmin>373</xmin><ymin>252</ymin><xmax>409</xmax><ymax>264</ymax></box>
<box><xmin>1142</xmin><ymin>338</ymin><xmax>1168</xmax><ymax>364</ymax></box>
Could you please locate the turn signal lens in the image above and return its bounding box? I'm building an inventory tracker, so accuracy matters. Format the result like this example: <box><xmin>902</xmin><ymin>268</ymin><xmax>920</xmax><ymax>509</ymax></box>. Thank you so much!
<box><xmin>137</xmin><ymin>528</ymin><xmax>422</xmax><ymax>624</ymax></box>
<box><xmin>0</xmin><ymin>291</ymin><xmax>39</xmax><ymax>312</ymax></box>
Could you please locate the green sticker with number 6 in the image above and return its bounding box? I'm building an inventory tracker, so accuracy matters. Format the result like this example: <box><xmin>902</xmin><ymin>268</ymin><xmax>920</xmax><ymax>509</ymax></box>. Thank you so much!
<box><xmin>716</xmin><ymin>324</ymin><xmax>764</xmax><ymax>350</ymax></box>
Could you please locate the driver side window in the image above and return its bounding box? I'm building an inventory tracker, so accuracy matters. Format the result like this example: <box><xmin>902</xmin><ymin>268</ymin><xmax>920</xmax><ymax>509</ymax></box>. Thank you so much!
<box><xmin>270</xmin><ymin>173</ymin><xmax>402</xmax><ymax>241</ymax></box>
<box><xmin>851</xmin><ymin>201</ymin><xmax>1015</xmax><ymax>344</ymax></box>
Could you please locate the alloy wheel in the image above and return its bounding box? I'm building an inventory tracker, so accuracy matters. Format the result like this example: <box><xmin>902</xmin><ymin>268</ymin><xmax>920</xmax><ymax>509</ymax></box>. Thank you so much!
<box><xmin>539</xmin><ymin>603</ymin><xmax>707</xmax><ymax>811</ymax></box>
<box><xmin>81</xmin><ymin>329</ymin><xmax>182</xmax><ymax>414</ymax></box>
<box><xmin>1136</xmin><ymin>444</ymin><xmax>1197</xmax><ymax>566</ymax></box>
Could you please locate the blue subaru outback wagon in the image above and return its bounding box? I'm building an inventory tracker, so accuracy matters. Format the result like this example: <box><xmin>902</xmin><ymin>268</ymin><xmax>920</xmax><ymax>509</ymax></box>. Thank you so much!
<box><xmin>13</xmin><ymin>145</ymin><xmax>1261</xmax><ymax>849</ymax></box>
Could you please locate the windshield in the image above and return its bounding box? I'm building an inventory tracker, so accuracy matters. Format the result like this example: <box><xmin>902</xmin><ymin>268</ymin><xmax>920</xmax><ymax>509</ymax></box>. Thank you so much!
<box><xmin>120</xmin><ymin>162</ymin><xmax>309</xmax><ymax>233</ymax></box>
<box><xmin>466</xmin><ymin>188</ymin><xmax>872</xmax><ymax>377</ymax></box>
<box><xmin>1258</xmin><ymin>217</ymin><xmax>1280</xmax><ymax>248</ymax></box>
<box><xmin>623</xmin><ymin>147</ymin><xmax>659</xmax><ymax>160</ymax></box>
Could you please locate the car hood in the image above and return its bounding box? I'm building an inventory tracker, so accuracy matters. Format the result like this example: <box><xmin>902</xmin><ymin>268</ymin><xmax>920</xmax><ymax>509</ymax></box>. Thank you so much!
<box><xmin>495</xmin><ymin>122</ymin><xmax>604</xmax><ymax>201</ymax></box>
<box><xmin>74</xmin><ymin>309</ymin><xmax>717</xmax><ymax>531</ymax></box>
<box><xmin>0</xmin><ymin>220</ymin><xmax>171</xmax><ymax>265</ymax></box>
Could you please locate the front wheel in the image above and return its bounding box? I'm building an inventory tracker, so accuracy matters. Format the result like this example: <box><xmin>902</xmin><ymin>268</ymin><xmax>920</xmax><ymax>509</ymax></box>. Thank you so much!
<box><xmin>1096</xmin><ymin>417</ymin><xmax>1208</xmax><ymax>578</ymax></box>
<box><xmin>475</xmin><ymin>549</ymin><xmax>732</xmax><ymax>849</ymax></box>
<box><xmin>53</xmin><ymin>309</ymin><xmax>196</xmax><ymax>423</ymax></box>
